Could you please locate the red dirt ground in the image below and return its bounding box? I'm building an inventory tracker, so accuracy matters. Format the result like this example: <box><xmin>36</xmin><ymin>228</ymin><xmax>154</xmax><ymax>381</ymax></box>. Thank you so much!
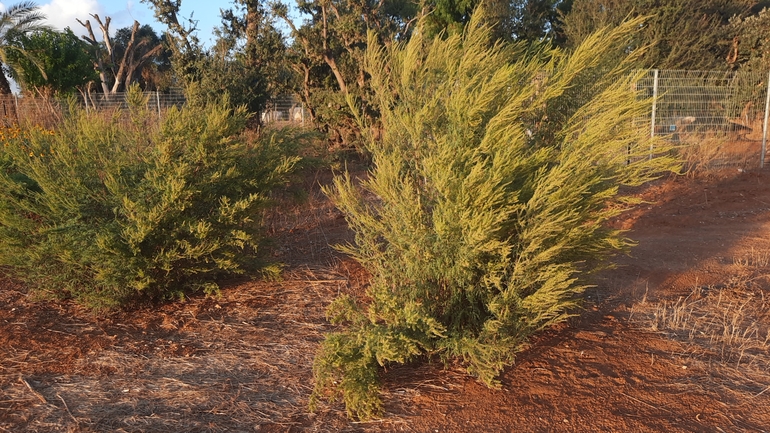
<box><xmin>2</xmin><ymin>166</ymin><xmax>770</xmax><ymax>432</ymax></box>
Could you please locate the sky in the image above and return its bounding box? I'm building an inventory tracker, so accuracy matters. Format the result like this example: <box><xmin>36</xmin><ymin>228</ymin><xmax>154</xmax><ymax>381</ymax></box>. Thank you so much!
<box><xmin>0</xmin><ymin>0</ymin><xmax>226</xmax><ymax>46</ymax></box>
<box><xmin>2</xmin><ymin>0</ymin><xmax>304</xmax><ymax>46</ymax></box>
<box><xmin>0</xmin><ymin>0</ymin><xmax>301</xmax><ymax>93</ymax></box>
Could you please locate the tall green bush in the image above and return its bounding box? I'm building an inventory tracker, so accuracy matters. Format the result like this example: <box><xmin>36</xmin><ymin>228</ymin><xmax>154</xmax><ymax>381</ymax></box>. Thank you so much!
<box><xmin>311</xmin><ymin>11</ymin><xmax>680</xmax><ymax>419</ymax></box>
<box><xmin>0</xmin><ymin>87</ymin><xmax>300</xmax><ymax>309</ymax></box>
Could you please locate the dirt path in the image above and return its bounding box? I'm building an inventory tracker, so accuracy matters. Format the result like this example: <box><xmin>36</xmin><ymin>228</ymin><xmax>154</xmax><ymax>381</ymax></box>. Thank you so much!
<box><xmin>2</xmin><ymin>169</ymin><xmax>770</xmax><ymax>432</ymax></box>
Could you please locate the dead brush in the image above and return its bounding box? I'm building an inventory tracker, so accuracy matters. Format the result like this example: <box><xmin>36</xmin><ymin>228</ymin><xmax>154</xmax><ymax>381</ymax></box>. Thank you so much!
<box><xmin>733</xmin><ymin>247</ymin><xmax>770</xmax><ymax>269</ymax></box>
<box><xmin>646</xmin><ymin>286</ymin><xmax>770</xmax><ymax>369</ymax></box>
<box><xmin>676</xmin><ymin>134</ymin><xmax>760</xmax><ymax>171</ymax></box>
<box><xmin>632</xmin><ymin>249</ymin><xmax>770</xmax><ymax>372</ymax></box>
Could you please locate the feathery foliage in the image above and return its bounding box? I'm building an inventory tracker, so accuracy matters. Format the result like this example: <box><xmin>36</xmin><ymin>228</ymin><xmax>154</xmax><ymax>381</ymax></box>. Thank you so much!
<box><xmin>311</xmin><ymin>10</ymin><xmax>680</xmax><ymax>419</ymax></box>
<box><xmin>0</xmin><ymin>85</ymin><xmax>300</xmax><ymax>309</ymax></box>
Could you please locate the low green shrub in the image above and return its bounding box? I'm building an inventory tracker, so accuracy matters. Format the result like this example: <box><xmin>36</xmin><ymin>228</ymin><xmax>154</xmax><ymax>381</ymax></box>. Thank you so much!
<box><xmin>311</xmin><ymin>11</ymin><xmax>680</xmax><ymax>419</ymax></box>
<box><xmin>0</xmin><ymin>87</ymin><xmax>300</xmax><ymax>309</ymax></box>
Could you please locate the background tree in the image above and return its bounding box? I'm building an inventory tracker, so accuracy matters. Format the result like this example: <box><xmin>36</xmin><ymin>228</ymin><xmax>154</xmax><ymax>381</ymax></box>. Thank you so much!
<box><xmin>142</xmin><ymin>0</ymin><xmax>284</xmax><ymax>119</ymax></box>
<box><xmin>272</xmin><ymin>0</ymin><xmax>417</xmax><ymax>143</ymax></box>
<box><xmin>78</xmin><ymin>15</ymin><xmax>166</xmax><ymax>94</ymax></box>
<box><xmin>141</xmin><ymin>0</ymin><xmax>199</xmax><ymax>53</ymax></box>
<box><xmin>218</xmin><ymin>0</ymin><xmax>288</xmax><ymax>114</ymax></box>
<box><xmin>6</xmin><ymin>28</ymin><xmax>97</xmax><ymax>95</ymax></box>
<box><xmin>728</xmin><ymin>6</ymin><xmax>770</xmax><ymax>70</ymax></box>
<box><xmin>559</xmin><ymin>0</ymin><xmax>752</xmax><ymax>69</ymax></box>
<box><xmin>141</xmin><ymin>0</ymin><xmax>207</xmax><ymax>97</ymax></box>
<box><xmin>421</xmin><ymin>0</ymin><xmax>569</xmax><ymax>41</ymax></box>
<box><xmin>271</xmin><ymin>0</ymin><xmax>573</xmax><ymax>145</ymax></box>
<box><xmin>0</xmin><ymin>1</ymin><xmax>49</xmax><ymax>95</ymax></box>
<box><xmin>420</xmin><ymin>0</ymin><xmax>476</xmax><ymax>36</ymax></box>
<box><xmin>76</xmin><ymin>14</ymin><xmax>111</xmax><ymax>94</ymax></box>
<box><xmin>723</xmin><ymin>6</ymin><xmax>770</xmax><ymax>123</ymax></box>
<box><xmin>508</xmin><ymin>0</ymin><xmax>568</xmax><ymax>41</ymax></box>
<box><xmin>111</xmin><ymin>24</ymin><xmax>171</xmax><ymax>91</ymax></box>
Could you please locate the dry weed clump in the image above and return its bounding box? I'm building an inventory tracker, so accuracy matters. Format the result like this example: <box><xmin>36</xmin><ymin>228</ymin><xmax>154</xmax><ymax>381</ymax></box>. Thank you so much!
<box><xmin>644</xmin><ymin>285</ymin><xmax>770</xmax><ymax>368</ymax></box>
<box><xmin>677</xmin><ymin>134</ymin><xmax>761</xmax><ymax>171</ymax></box>
<box><xmin>631</xmin><ymin>248</ymin><xmax>770</xmax><ymax>396</ymax></box>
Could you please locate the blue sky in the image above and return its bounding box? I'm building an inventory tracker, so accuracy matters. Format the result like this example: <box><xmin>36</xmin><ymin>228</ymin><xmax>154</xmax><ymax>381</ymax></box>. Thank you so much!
<box><xmin>3</xmin><ymin>0</ymin><xmax>226</xmax><ymax>45</ymax></box>
<box><xmin>1</xmin><ymin>1</ymin><xmax>302</xmax><ymax>46</ymax></box>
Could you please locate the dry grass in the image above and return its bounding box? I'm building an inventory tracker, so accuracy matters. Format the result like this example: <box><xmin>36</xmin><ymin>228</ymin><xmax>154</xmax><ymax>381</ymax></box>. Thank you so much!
<box><xmin>677</xmin><ymin>135</ymin><xmax>762</xmax><ymax>171</ymax></box>
<box><xmin>644</xmin><ymin>285</ymin><xmax>770</xmax><ymax>368</ymax></box>
<box><xmin>630</xmin><ymin>248</ymin><xmax>770</xmax><ymax>402</ymax></box>
<box><xmin>0</xmin><ymin>266</ymin><xmax>388</xmax><ymax>432</ymax></box>
<box><xmin>262</xmin><ymin>166</ymin><xmax>357</xmax><ymax>268</ymax></box>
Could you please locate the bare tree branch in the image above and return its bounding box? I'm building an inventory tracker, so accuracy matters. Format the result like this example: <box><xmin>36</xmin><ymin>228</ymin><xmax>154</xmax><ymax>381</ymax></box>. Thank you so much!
<box><xmin>77</xmin><ymin>18</ymin><xmax>111</xmax><ymax>94</ymax></box>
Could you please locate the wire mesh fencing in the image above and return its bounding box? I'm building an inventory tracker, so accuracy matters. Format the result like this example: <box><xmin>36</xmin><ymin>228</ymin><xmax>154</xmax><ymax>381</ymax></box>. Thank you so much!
<box><xmin>1</xmin><ymin>70</ymin><xmax>769</xmax><ymax>170</ymax></box>
<box><xmin>0</xmin><ymin>91</ymin><xmax>310</xmax><ymax>129</ymax></box>
<box><xmin>260</xmin><ymin>95</ymin><xmax>309</xmax><ymax>127</ymax></box>
<box><xmin>637</xmin><ymin>69</ymin><xmax>770</xmax><ymax>169</ymax></box>
<box><xmin>0</xmin><ymin>95</ymin><xmax>62</xmax><ymax>128</ymax></box>
<box><xmin>83</xmin><ymin>91</ymin><xmax>186</xmax><ymax>114</ymax></box>
<box><xmin>0</xmin><ymin>91</ymin><xmax>187</xmax><ymax>128</ymax></box>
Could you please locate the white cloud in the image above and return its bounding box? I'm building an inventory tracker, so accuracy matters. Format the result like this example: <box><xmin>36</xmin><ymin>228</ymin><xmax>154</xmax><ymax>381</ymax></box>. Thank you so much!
<box><xmin>104</xmin><ymin>0</ymin><xmax>159</xmax><ymax>34</ymax></box>
<box><xmin>39</xmin><ymin>0</ymin><xmax>104</xmax><ymax>36</ymax></box>
<box><xmin>36</xmin><ymin>0</ymin><xmax>160</xmax><ymax>38</ymax></box>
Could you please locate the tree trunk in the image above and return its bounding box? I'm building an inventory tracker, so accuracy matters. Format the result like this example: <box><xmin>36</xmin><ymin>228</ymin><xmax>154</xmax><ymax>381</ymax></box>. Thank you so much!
<box><xmin>244</xmin><ymin>0</ymin><xmax>261</xmax><ymax>69</ymax></box>
<box><xmin>300</xmin><ymin>64</ymin><xmax>316</xmax><ymax>122</ymax></box>
<box><xmin>92</xmin><ymin>15</ymin><xmax>116</xmax><ymax>76</ymax></box>
<box><xmin>77</xmin><ymin>17</ymin><xmax>112</xmax><ymax>95</ymax></box>
<box><xmin>111</xmin><ymin>21</ymin><xmax>140</xmax><ymax>93</ymax></box>
<box><xmin>324</xmin><ymin>54</ymin><xmax>348</xmax><ymax>94</ymax></box>
<box><xmin>321</xmin><ymin>5</ymin><xmax>348</xmax><ymax>94</ymax></box>
<box><xmin>0</xmin><ymin>72</ymin><xmax>14</xmax><ymax>95</ymax></box>
<box><xmin>124</xmin><ymin>44</ymin><xmax>163</xmax><ymax>90</ymax></box>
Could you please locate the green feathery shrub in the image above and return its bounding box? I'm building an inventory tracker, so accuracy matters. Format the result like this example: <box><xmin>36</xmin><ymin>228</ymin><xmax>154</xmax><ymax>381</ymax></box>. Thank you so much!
<box><xmin>311</xmin><ymin>11</ymin><xmax>680</xmax><ymax>419</ymax></box>
<box><xmin>0</xmin><ymin>86</ymin><xmax>300</xmax><ymax>309</ymax></box>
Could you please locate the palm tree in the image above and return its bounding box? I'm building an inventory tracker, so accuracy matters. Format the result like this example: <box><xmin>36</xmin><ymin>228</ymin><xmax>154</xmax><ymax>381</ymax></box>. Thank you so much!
<box><xmin>0</xmin><ymin>1</ymin><xmax>48</xmax><ymax>95</ymax></box>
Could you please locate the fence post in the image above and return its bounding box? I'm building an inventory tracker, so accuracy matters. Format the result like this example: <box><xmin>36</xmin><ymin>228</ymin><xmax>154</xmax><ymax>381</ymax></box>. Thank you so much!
<box><xmin>762</xmin><ymin>70</ymin><xmax>770</xmax><ymax>168</ymax></box>
<box><xmin>156</xmin><ymin>91</ymin><xmax>162</xmax><ymax>121</ymax></box>
<box><xmin>649</xmin><ymin>69</ymin><xmax>659</xmax><ymax>160</ymax></box>
<box><xmin>13</xmin><ymin>94</ymin><xmax>19</xmax><ymax>124</ymax></box>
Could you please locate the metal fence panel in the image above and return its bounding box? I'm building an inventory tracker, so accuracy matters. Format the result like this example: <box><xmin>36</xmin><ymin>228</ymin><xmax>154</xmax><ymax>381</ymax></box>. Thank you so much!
<box><xmin>638</xmin><ymin>69</ymin><xmax>770</xmax><ymax>169</ymax></box>
<box><xmin>83</xmin><ymin>91</ymin><xmax>186</xmax><ymax>113</ymax></box>
<box><xmin>260</xmin><ymin>95</ymin><xmax>308</xmax><ymax>126</ymax></box>
<box><xmin>0</xmin><ymin>91</ymin><xmax>187</xmax><ymax>128</ymax></box>
<box><xmin>1</xmin><ymin>71</ymin><xmax>769</xmax><ymax>170</ymax></box>
<box><xmin>0</xmin><ymin>91</ymin><xmax>311</xmax><ymax>129</ymax></box>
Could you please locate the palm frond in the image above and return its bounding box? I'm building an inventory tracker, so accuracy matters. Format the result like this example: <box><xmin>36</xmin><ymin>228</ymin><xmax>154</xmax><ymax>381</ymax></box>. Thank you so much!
<box><xmin>0</xmin><ymin>2</ymin><xmax>51</xmax><ymax>92</ymax></box>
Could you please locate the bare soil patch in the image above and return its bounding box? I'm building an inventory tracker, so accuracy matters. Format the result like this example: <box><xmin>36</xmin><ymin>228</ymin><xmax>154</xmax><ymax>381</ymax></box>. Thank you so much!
<box><xmin>2</xmin><ymin>166</ymin><xmax>770</xmax><ymax>432</ymax></box>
